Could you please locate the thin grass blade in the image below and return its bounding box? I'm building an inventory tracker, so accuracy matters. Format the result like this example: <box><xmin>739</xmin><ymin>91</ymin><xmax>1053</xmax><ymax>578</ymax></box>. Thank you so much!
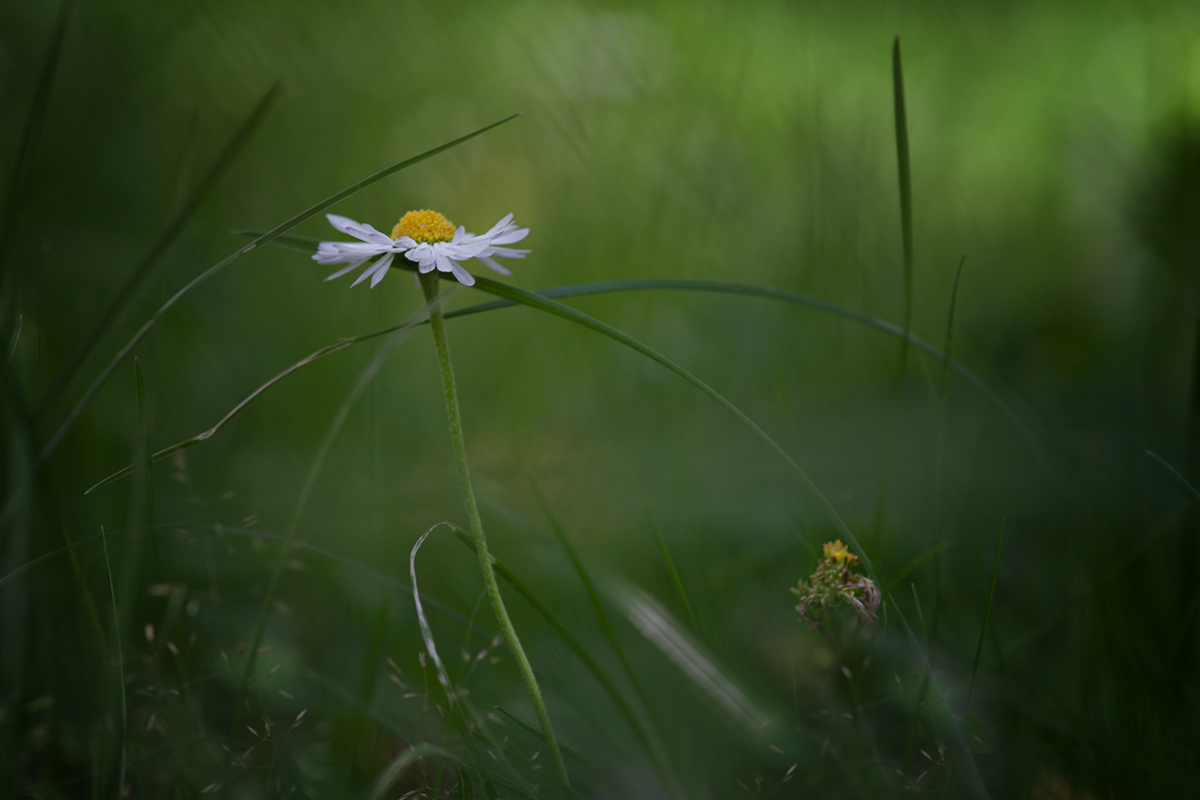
<box><xmin>638</xmin><ymin>491</ymin><xmax>699</xmax><ymax>633</ymax></box>
<box><xmin>968</xmin><ymin>521</ymin><xmax>1005</xmax><ymax>708</ymax></box>
<box><xmin>34</xmin><ymin>84</ymin><xmax>282</xmax><ymax>416</ymax></box>
<box><xmin>0</xmin><ymin>316</ymin><xmax>21</xmax><ymax>393</ymax></box>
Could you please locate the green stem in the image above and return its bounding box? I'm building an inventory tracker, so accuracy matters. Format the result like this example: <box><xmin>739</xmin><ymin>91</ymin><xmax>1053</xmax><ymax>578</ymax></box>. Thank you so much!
<box><xmin>418</xmin><ymin>273</ymin><xmax>569</xmax><ymax>788</ymax></box>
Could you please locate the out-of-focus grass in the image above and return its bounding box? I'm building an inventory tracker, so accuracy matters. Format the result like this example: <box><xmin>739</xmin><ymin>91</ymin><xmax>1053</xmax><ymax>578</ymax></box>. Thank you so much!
<box><xmin>3</xmin><ymin>0</ymin><xmax>1200</xmax><ymax>797</ymax></box>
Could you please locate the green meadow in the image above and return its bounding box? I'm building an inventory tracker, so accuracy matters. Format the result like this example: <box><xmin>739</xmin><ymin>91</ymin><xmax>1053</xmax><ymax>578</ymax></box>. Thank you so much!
<box><xmin>3</xmin><ymin>1</ymin><xmax>1200</xmax><ymax>796</ymax></box>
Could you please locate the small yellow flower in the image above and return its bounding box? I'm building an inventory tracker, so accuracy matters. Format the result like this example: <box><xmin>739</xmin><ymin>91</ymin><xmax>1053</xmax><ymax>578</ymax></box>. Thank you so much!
<box><xmin>823</xmin><ymin>539</ymin><xmax>856</xmax><ymax>565</ymax></box>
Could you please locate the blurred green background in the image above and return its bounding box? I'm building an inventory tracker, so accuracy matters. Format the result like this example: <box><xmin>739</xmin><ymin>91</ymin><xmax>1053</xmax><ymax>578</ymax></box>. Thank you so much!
<box><xmin>3</xmin><ymin>0</ymin><xmax>1200</xmax><ymax>796</ymax></box>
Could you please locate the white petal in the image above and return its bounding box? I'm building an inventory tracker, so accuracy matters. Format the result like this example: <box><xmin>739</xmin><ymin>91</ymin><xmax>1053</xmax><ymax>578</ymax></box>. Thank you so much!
<box><xmin>393</xmin><ymin>236</ymin><xmax>417</xmax><ymax>249</ymax></box>
<box><xmin>476</xmin><ymin>255</ymin><xmax>511</xmax><ymax>276</ymax></box>
<box><xmin>325</xmin><ymin>257</ymin><xmax>370</xmax><ymax>281</ymax></box>
<box><xmin>435</xmin><ymin>254</ymin><xmax>457</xmax><ymax>274</ymax></box>
<box><xmin>418</xmin><ymin>260</ymin><xmax>436</xmax><ymax>273</ymax></box>
<box><xmin>351</xmin><ymin>254</ymin><xmax>390</xmax><ymax>287</ymax></box>
<box><xmin>489</xmin><ymin>246</ymin><xmax>530</xmax><ymax>259</ymax></box>
<box><xmin>357</xmin><ymin>222</ymin><xmax>395</xmax><ymax>246</ymax></box>
<box><xmin>449</xmin><ymin>262</ymin><xmax>475</xmax><ymax>286</ymax></box>
<box><xmin>369</xmin><ymin>253</ymin><xmax>394</xmax><ymax>287</ymax></box>
<box><xmin>483</xmin><ymin>213</ymin><xmax>514</xmax><ymax>237</ymax></box>
<box><xmin>326</xmin><ymin>213</ymin><xmax>362</xmax><ymax>233</ymax></box>
<box><xmin>489</xmin><ymin>227</ymin><xmax>529</xmax><ymax>245</ymax></box>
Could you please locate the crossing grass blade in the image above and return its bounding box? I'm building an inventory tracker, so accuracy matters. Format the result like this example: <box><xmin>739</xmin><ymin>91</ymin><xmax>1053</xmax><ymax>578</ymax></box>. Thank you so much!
<box><xmin>529</xmin><ymin>479</ymin><xmax>685</xmax><ymax>798</ymax></box>
<box><xmin>638</xmin><ymin>491</ymin><xmax>699</xmax><ymax>633</ymax></box>
<box><xmin>886</xmin><ymin>542</ymin><xmax>950</xmax><ymax>591</ymax></box>
<box><xmin>34</xmin><ymin>83</ymin><xmax>282</xmax><ymax>417</ymax></box>
<box><xmin>450</xmin><ymin>526</ymin><xmax>673</xmax><ymax>789</ymax></box>
<box><xmin>84</xmin><ymin>275</ymin><xmax>1043</xmax><ymax>497</ymax></box>
<box><xmin>968</xmin><ymin>521</ymin><xmax>1005</xmax><ymax>709</ymax></box>
<box><xmin>931</xmin><ymin>257</ymin><xmax>966</xmax><ymax>638</ymax></box>
<box><xmin>5</xmin><ymin>111</ymin><xmax>520</xmax><ymax>523</ymax></box>
<box><xmin>1146</xmin><ymin>450</ymin><xmax>1200</xmax><ymax>503</ymax></box>
<box><xmin>0</xmin><ymin>316</ymin><xmax>21</xmax><ymax>393</ymax></box>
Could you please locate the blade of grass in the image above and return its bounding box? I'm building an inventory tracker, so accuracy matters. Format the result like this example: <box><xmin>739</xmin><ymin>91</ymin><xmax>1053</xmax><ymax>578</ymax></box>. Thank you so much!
<box><xmin>493</xmin><ymin>708</ymin><xmax>587</xmax><ymax>764</ymax></box>
<box><xmin>2</xmin><ymin>112</ymin><xmax>520</xmax><ymax>524</ymax></box>
<box><xmin>85</xmin><ymin>274</ymin><xmax>1046</xmax><ymax>496</ymax></box>
<box><xmin>1146</xmin><ymin>450</ymin><xmax>1200</xmax><ymax>503</ymax></box>
<box><xmin>33</xmin><ymin>84</ymin><xmax>282</xmax><ymax>417</ymax></box>
<box><xmin>0</xmin><ymin>316</ymin><xmax>20</xmax><ymax>392</ymax></box>
<box><xmin>465</xmin><ymin>275</ymin><xmax>991</xmax><ymax>797</ymax></box>
<box><xmin>893</xmin><ymin>36</ymin><xmax>914</xmax><ymax>363</ymax></box>
<box><xmin>339</xmin><ymin>598</ymin><xmax>389</xmax><ymax>800</ymax></box>
<box><xmin>0</xmin><ymin>0</ymin><xmax>74</xmax><ymax>286</ymax></box>
<box><xmin>62</xmin><ymin>525</ymin><xmax>109</xmax><ymax>665</ymax></box>
<box><xmin>968</xmin><ymin>521</ymin><xmax>1005</xmax><ymax>710</ymax></box>
<box><xmin>410</xmin><ymin>524</ymin><xmax>528</xmax><ymax>797</ymax></box>
<box><xmin>869</xmin><ymin>35</ymin><xmax>916</xmax><ymax>556</ymax></box>
<box><xmin>638</xmin><ymin>490</ymin><xmax>698</xmax><ymax>634</ymax></box>
<box><xmin>886</xmin><ymin>542</ymin><xmax>950</xmax><ymax>591</ymax></box>
<box><xmin>931</xmin><ymin>256</ymin><xmax>966</xmax><ymax>640</ymax></box>
<box><xmin>529</xmin><ymin>479</ymin><xmax>685</xmax><ymax>798</ymax></box>
<box><xmin>99</xmin><ymin>526</ymin><xmax>127</xmax><ymax>799</ymax></box>
<box><xmin>450</xmin><ymin>526</ymin><xmax>668</xmax><ymax>785</ymax></box>
<box><xmin>134</xmin><ymin>357</ymin><xmax>161</xmax><ymax>582</ymax></box>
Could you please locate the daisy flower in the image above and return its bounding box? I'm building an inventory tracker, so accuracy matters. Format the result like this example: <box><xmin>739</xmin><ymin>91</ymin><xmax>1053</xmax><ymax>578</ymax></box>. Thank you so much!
<box><xmin>313</xmin><ymin>209</ymin><xmax>529</xmax><ymax>288</ymax></box>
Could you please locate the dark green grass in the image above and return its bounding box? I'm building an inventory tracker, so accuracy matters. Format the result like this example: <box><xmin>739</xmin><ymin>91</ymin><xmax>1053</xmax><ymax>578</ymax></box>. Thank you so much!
<box><xmin>4</xmin><ymin>2</ymin><xmax>1200</xmax><ymax>798</ymax></box>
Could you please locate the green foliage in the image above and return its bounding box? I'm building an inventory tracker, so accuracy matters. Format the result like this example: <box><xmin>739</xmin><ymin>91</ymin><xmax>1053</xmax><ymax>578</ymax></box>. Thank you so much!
<box><xmin>3</xmin><ymin>1</ymin><xmax>1200</xmax><ymax>797</ymax></box>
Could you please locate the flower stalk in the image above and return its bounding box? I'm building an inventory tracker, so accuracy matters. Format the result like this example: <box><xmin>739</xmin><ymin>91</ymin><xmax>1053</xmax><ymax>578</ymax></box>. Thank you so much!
<box><xmin>418</xmin><ymin>272</ymin><xmax>569</xmax><ymax>788</ymax></box>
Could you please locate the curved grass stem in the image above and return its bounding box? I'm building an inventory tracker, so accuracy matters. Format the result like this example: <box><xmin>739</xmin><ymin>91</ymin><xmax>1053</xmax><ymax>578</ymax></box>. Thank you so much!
<box><xmin>417</xmin><ymin>272</ymin><xmax>569</xmax><ymax>789</ymax></box>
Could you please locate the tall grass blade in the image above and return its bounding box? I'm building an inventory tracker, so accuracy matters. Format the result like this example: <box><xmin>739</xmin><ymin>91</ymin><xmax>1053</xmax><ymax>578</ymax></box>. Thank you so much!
<box><xmin>34</xmin><ymin>84</ymin><xmax>282</xmax><ymax>416</ymax></box>
<box><xmin>968</xmin><ymin>521</ymin><xmax>1005</xmax><ymax>708</ymax></box>
<box><xmin>0</xmin><ymin>316</ymin><xmax>20</xmax><ymax>393</ymax></box>
<box><xmin>450</xmin><ymin>526</ymin><xmax>669</xmax><ymax>785</ymax></box>
<box><xmin>99</xmin><ymin>526</ymin><xmax>127</xmax><ymax>799</ymax></box>
<box><xmin>931</xmin><ymin>256</ymin><xmax>966</xmax><ymax>637</ymax></box>
<box><xmin>530</xmin><ymin>480</ymin><xmax>685</xmax><ymax>798</ymax></box>
<box><xmin>613</xmin><ymin>583</ymin><xmax>768</xmax><ymax>733</ymax></box>
<box><xmin>492</xmin><ymin>708</ymin><xmax>586</xmax><ymax>763</ymax></box>
<box><xmin>638</xmin><ymin>491</ymin><xmax>698</xmax><ymax>633</ymax></box>
<box><xmin>62</xmin><ymin>525</ymin><xmax>108</xmax><ymax>663</ymax></box>
<box><xmin>893</xmin><ymin>36</ymin><xmax>915</xmax><ymax>356</ymax></box>
<box><xmin>340</xmin><ymin>599</ymin><xmax>389</xmax><ymax>800</ymax></box>
<box><xmin>870</xmin><ymin>36</ymin><xmax>916</xmax><ymax>554</ymax></box>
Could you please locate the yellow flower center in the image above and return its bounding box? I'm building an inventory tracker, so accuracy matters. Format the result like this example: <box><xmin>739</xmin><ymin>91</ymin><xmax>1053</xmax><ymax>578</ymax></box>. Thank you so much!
<box><xmin>392</xmin><ymin>209</ymin><xmax>456</xmax><ymax>244</ymax></box>
<box><xmin>823</xmin><ymin>540</ymin><xmax>857</xmax><ymax>565</ymax></box>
